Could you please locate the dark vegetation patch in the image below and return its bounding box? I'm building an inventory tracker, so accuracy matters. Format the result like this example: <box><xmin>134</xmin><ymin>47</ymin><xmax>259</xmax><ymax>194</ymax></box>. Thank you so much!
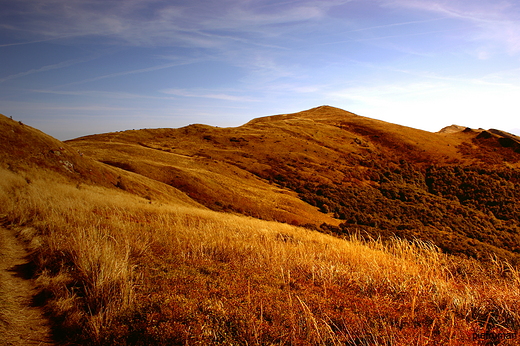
<box><xmin>461</xmin><ymin>132</ymin><xmax>520</xmax><ymax>163</ymax></box>
<box><xmin>261</xmin><ymin>158</ymin><xmax>520</xmax><ymax>264</ymax></box>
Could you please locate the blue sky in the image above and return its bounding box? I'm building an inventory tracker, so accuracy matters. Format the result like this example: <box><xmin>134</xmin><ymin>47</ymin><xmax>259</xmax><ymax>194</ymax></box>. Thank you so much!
<box><xmin>1</xmin><ymin>0</ymin><xmax>520</xmax><ymax>140</ymax></box>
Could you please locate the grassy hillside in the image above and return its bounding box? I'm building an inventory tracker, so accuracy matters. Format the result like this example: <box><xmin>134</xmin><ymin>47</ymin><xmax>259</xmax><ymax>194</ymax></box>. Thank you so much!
<box><xmin>3</xmin><ymin>166</ymin><xmax>520</xmax><ymax>345</ymax></box>
<box><xmin>1</xmin><ymin>112</ymin><xmax>520</xmax><ymax>345</ymax></box>
<box><xmin>68</xmin><ymin>106</ymin><xmax>520</xmax><ymax>263</ymax></box>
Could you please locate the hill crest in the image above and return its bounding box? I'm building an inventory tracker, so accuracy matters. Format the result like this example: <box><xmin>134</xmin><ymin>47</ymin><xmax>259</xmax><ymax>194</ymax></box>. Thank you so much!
<box><xmin>3</xmin><ymin>108</ymin><xmax>520</xmax><ymax>345</ymax></box>
<box><xmin>63</xmin><ymin>106</ymin><xmax>520</xmax><ymax>262</ymax></box>
<box><xmin>3</xmin><ymin>107</ymin><xmax>520</xmax><ymax>262</ymax></box>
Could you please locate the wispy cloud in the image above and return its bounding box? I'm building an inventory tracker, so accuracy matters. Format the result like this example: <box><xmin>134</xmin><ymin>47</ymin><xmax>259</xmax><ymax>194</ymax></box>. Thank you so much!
<box><xmin>0</xmin><ymin>0</ymin><xmax>344</xmax><ymax>48</ymax></box>
<box><xmin>0</xmin><ymin>0</ymin><xmax>355</xmax><ymax>88</ymax></box>
<box><xmin>341</xmin><ymin>17</ymin><xmax>447</xmax><ymax>34</ymax></box>
<box><xmin>0</xmin><ymin>34</ymin><xmax>83</xmax><ymax>47</ymax></box>
<box><xmin>386</xmin><ymin>0</ymin><xmax>520</xmax><ymax>54</ymax></box>
<box><xmin>315</xmin><ymin>28</ymin><xmax>452</xmax><ymax>46</ymax></box>
<box><xmin>0</xmin><ymin>100</ymin><xmax>138</xmax><ymax>113</ymax></box>
<box><xmin>161</xmin><ymin>88</ymin><xmax>258</xmax><ymax>102</ymax></box>
<box><xmin>0</xmin><ymin>54</ymin><xmax>101</xmax><ymax>83</ymax></box>
<box><xmin>25</xmin><ymin>89</ymin><xmax>178</xmax><ymax>100</ymax></box>
<box><xmin>53</xmin><ymin>59</ymin><xmax>200</xmax><ymax>88</ymax></box>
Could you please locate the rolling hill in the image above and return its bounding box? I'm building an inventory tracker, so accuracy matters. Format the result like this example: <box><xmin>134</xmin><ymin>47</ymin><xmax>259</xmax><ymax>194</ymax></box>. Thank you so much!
<box><xmin>68</xmin><ymin>105</ymin><xmax>520</xmax><ymax>263</ymax></box>
<box><xmin>1</xmin><ymin>107</ymin><xmax>520</xmax><ymax>345</ymax></box>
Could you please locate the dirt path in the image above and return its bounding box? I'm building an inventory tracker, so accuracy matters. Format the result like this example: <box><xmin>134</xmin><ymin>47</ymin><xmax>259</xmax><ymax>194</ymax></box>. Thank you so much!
<box><xmin>0</xmin><ymin>226</ymin><xmax>54</xmax><ymax>346</ymax></box>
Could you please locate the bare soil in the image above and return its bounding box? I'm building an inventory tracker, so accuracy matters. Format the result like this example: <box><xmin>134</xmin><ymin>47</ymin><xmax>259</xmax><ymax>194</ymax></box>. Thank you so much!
<box><xmin>0</xmin><ymin>226</ymin><xmax>54</xmax><ymax>345</ymax></box>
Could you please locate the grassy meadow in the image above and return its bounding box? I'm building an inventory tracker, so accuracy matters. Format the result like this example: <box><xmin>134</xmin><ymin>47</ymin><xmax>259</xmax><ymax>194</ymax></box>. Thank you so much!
<box><xmin>1</xmin><ymin>166</ymin><xmax>519</xmax><ymax>345</ymax></box>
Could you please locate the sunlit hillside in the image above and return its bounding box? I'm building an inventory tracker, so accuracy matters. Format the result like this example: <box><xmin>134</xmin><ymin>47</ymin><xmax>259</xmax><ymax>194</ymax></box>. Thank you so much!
<box><xmin>68</xmin><ymin>106</ymin><xmax>520</xmax><ymax>263</ymax></box>
<box><xmin>1</xmin><ymin>112</ymin><xmax>520</xmax><ymax>345</ymax></box>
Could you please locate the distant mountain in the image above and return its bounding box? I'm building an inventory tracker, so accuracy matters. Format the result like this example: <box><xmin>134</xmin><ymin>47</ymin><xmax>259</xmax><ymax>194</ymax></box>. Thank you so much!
<box><xmin>437</xmin><ymin>124</ymin><xmax>468</xmax><ymax>134</ymax></box>
<box><xmin>65</xmin><ymin>106</ymin><xmax>520</xmax><ymax>263</ymax></box>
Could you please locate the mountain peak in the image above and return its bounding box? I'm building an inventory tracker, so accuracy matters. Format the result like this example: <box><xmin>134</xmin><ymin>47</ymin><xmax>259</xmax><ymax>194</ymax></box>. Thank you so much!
<box><xmin>437</xmin><ymin>124</ymin><xmax>469</xmax><ymax>134</ymax></box>
<box><xmin>308</xmin><ymin>105</ymin><xmax>345</xmax><ymax>112</ymax></box>
<box><xmin>244</xmin><ymin>105</ymin><xmax>354</xmax><ymax>126</ymax></box>
<box><xmin>299</xmin><ymin>105</ymin><xmax>359</xmax><ymax>117</ymax></box>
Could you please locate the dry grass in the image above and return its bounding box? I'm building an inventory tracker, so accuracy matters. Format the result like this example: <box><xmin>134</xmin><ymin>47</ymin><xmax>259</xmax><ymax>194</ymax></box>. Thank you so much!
<box><xmin>1</xmin><ymin>166</ymin><xmax>519</xmax><ymax>345</ymax></box>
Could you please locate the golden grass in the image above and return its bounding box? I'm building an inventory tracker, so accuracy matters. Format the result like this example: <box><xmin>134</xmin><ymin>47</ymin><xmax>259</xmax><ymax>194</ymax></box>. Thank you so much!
<box><xmin>1</xmin><ymin>166</ymin><xmax>519</xmax><ymax>345</ymax></box>
<box><xmin>69</xmin><ymin>133</ymin><xmax>337</xmax><ymax>226</ymax></box>
<box><xmin>68</xmin><ymin>105</ymin><xmax>517</xmax><ymax>234</ymax></box>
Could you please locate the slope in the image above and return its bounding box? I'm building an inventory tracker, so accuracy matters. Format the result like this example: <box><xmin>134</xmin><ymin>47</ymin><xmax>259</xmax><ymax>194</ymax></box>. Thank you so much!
<box><xmin>0</xmin><ymin>114</ymin><xmax>202</xmax><ymax>208</ymax></box>
<box><xmin>1</xmin><ymin>110</ymin><xmax>520</xmax><ymax>345</ymax></box>
<box><xmin>68</xmin><ymin>106</ymin><xmax>520</xmax><ymax>262</ymax></box>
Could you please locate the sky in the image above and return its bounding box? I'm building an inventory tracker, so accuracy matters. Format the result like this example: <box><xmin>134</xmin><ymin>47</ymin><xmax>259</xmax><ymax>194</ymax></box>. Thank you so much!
<box><xmin>1</xmin><ymin>0</ymin><xmax>520</xmax><ymax>140</ymax></box>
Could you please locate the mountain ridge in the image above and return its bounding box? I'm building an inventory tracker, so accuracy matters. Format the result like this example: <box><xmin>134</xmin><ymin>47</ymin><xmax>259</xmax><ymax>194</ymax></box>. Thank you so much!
<box><xmin>3</xmin><ymin>108</ymin><xmax>520</xmax><ymax>345</ymax></box>
<box><xmin>2</xmin><ymin>107</ymin><xmax>520</xmax><ymax>262</ymax></box>
<box><xmin>63</xmin><ymin>106</ymin><xmax>520</xmax><ymax>262</ymax></box>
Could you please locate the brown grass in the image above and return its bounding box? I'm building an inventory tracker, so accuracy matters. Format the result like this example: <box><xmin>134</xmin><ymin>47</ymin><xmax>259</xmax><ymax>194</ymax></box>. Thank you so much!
<box><xmin>66</xmin><ymin>106</ymin><xmax>520</xmax><ymax>232</ymax></box>
<box><xmin>1</xmin><ymin>166</ymin><xmax>519</xmax><ymax>345</ymax></box>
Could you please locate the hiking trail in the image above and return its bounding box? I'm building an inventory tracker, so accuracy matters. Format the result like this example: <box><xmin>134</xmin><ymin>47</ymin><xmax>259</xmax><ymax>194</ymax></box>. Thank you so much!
<box><xmin>0</xmin><ymin>225</ymin><xmax>54</xmax><ymax>345</ymax></box>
